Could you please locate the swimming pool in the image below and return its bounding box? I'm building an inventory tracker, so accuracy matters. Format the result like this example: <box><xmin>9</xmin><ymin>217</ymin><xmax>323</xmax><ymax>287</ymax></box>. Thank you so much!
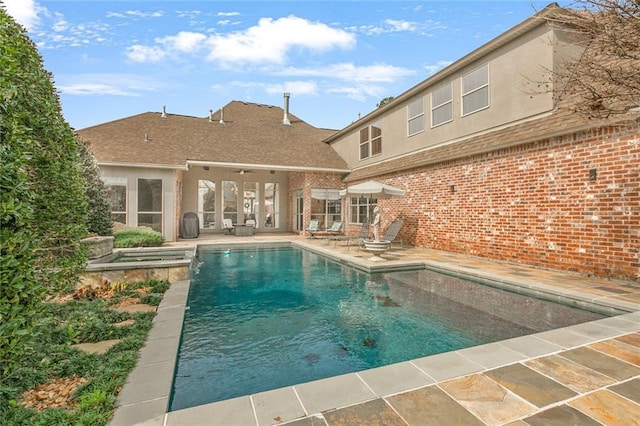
<box><xmin>169</xmin><ymin>246</ymin><xmax>607</xmax><ymax>411</ymax></box>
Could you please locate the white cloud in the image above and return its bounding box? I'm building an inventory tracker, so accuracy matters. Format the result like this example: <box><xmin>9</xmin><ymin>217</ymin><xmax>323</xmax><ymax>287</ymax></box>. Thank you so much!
<box><xmin>327</xmin><ymin>84</ymin><xmax>386</xmax><ymax>102</ymax></box>
<box><xmin>384</xmin><ymin>19</ymin><xmax>418</xmax><ymax>32</ymax></box>
<box><xmin>205</xmin><ymin>16</ymin><xmax>355</xmax><ymax>64</ymax></box>
<box><xmin>126</xmin><ymin>15</ymin><xmax>355</xmax><ymax>66</ymax></box>
<box><xmin>265</xmin><ymin>81</ymin><xmax>318</xmax><ymax>96</ymax></box>
<box><xmin>57</xmin><ymin>73</ymin><xmax>162</xmax><ymax>96</ymax></box>
<box><xmin>156</xmin><ymin>31</ymin><xmax>207</xmax><ymax>53</ymax></box>
<box><xmin>217</xmin><ymin>12</ymin><xmax>240</xmax><ymax>17</ymax></box>
<box><xmin>348</xmin><ymin>18</ymin><xmax>446</xmax><ymax>37</ymax></box>
<box><xmin>424</xmin><ymin>60</ymin><xmax>453</xmax><ymax>75</ymax></box>
<box><xmin>281</xmin><ymin>63</ymin><xmax>415</xmax><ymax>83</ymax></box>
<box><xmin>3</xmin><ymin>0</ymin><xmax>44</xmax><ymax>31</ymax></box>
<box><xmin>125</xmin><ymin>10</ymin><xmax>164</xmax><ymax>19</ymax></box>
<box><xmin>126</xmin><ymin>45</ymin><xmax>166</xmax><ymax>63</ymax></box>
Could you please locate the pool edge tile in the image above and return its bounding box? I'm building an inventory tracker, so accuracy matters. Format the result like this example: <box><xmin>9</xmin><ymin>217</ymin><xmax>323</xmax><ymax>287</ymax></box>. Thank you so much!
<box><xmin>356</xmin><ymin>361</ymin><xmax>435</xmax><ymax>397</ymax></box>
<box><xmin>294</xmin><ymin>373</ymin><xmax>377</xmax><ymax>415</ymax></box>
<box><xmin>412</xmin><ymin>351</ymin><xmax>485</xmax><ymax>382</ymax></box>
<box><xmin>166</xmin><ymin>396</ymin><xmax>256</xmax><ymax>426</ymax></box>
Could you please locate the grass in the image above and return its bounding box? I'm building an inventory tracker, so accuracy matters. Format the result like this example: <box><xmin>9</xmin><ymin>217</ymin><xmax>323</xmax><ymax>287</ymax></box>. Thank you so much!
<box><xmin>0</xmin><ymin>279</ymin><xmax>170</xmax><ymax>426</ymax></box>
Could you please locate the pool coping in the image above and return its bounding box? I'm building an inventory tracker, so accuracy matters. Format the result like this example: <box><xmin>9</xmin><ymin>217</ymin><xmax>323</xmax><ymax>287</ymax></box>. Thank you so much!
<box><xmin>107</xmin><ymin>241</ymin><xmax>640</xmax><ymax>426</ymax></box>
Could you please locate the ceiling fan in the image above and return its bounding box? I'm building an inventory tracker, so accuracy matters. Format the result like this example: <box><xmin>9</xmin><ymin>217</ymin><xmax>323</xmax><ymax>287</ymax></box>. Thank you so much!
<box><xmin>234</xmin><ymin>169</ymin><xmax>256</xmax><ymax>175</ymax></box>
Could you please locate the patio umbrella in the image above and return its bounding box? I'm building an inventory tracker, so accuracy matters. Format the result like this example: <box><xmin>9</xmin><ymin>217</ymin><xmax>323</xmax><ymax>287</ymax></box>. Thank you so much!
<box><xmin>339</xmin><ymin>180</ymin><xmax>405</xmax><ymax>199</ymax></box>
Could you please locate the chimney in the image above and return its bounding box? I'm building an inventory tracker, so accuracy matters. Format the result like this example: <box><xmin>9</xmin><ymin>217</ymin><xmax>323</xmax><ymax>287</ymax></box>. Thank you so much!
<box><xmin>161</xmin><ymin>105</ymin><xmax>167</xmax><ymax>118</ymax></box>
<box><xmin>283</xmin><ymin>92</ymin><xmax>291</xmax><ymax>125</ymax></box>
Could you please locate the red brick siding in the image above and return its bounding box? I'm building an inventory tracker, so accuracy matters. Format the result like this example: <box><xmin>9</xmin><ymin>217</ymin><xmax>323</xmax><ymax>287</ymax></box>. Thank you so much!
<box><xmin>369</xmin><ymin>123</ymin><xmax>639</xmax><ymax>281</ymax></box>
<box><xmin>288</xmin><ymin>172</ymin><xmax>344</xmax><ymax>235</ymax></box>
<box><xmin>173</xmin><ymin>170</ymin><xmax>184</xmax><ymax>241</ymax></box>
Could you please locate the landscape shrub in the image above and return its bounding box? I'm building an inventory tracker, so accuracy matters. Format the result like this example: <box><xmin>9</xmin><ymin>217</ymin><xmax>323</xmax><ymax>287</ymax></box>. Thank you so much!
<box><xmin>78</xmin><ymin>138</ymin><xmax>112</xmax><ymax>236</ymax></box>
<box><xmin>0</xmin><ymin>8</ymin><xmax>106</xmax><ymax>404</ymax></box>
<box><xmin>113</xmin><ymin>227</ymin><xmax>165</xmax><ymax>248</ymax></box>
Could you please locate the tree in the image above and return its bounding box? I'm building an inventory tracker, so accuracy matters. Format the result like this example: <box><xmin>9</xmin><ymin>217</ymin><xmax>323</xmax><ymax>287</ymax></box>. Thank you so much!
<box><xmin>545</xmin><ymin>0</ymin><xmax>640</xmax><ymax>118</ymax></box>
<box><xmin>78</xmin><ymin>137</ymin><xmax>113</xmax><ymax>236</ymax></box>
<box><xmin>377</xmin><ymin>96</ymin><xmax>395</xmax><ymax>108</ymax></box>
<box><xmin>0</xmin><ymin>8</ymin><xmax>88</xmax><ymax>387</ymax></box>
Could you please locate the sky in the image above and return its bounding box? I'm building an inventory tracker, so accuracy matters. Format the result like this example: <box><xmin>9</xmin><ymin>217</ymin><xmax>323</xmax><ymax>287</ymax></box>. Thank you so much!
<box><xmin>3</xmin><ymin>0</ymin><xmax>558</xmax><ymax>131</ymax></box>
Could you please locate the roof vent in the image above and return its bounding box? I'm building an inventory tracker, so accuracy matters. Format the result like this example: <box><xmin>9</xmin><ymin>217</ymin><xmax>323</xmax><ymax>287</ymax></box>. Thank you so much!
<box><xmin>144</xmin><ymin>133</ymin><xmax>149</xmax><ymax>142</ymax></box>
<box><xmin>209</xmin><ymin>109</ymin><xmax>213</xmax><ymax>122</ymax></box>
<box><xmin>219</xmin><ymin>107</ymin><xmax>225</xmax><ymax>125</ymax></box>
<box><xmin>283</xmin><ymin>92</ymin><xmax>291</xmax><ymax>126</ymax></box>
<box><xmin>161</xmin><ymin>105</ymin><xmax>167</xmax><ymax>118</ymax></box>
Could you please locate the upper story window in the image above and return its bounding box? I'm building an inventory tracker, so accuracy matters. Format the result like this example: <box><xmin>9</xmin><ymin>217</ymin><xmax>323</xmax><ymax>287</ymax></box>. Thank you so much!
<box><xmin>407</xmin><ymin>97</ymin><xmax>424</xmax><ymax>136</ymax></box>
<box><xmin>431</xmin><ymin>83</ymin><xmax>453</xmax><ymax>127</ymax></box>
<box><xmin>359</xmin><ymin>122</ymin><xmax>382</xmax><ymax>160</ymax></box>
<box><xmin>462</xmin><ymin>64</ymin><xmax>489</xmax><ymax>116</ymax></box>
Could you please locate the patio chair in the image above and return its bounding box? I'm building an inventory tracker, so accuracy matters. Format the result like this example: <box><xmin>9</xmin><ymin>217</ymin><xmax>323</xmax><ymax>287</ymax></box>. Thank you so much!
<box><xmin>382</xmin><ymin>219</ymin><xmax>404</xmax><ymax>249</ymax></box>
<box><xmin>306</xmin><ymin>219</ymin><xmax>321</xmax><ymax>238</ymax></box>
<box><xmin>322</xmin><ymin>221</ymin><xmax>343</xmax><ymax>244</ymax></box>
<box><xmin>341</xmin><ymin>220</ymin><xmax>370</xmax><ymax>250</ymax></box>
<box><xmin>222</xmin><ymin>218</ymin><xmax>235</xmax><ymax>234</ymax></box>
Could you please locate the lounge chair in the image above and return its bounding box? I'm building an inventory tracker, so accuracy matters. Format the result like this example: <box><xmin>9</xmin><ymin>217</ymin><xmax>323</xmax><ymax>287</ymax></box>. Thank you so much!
<box><xmin>306</xmin><ymin>219</ymin><xmax>321</xmax><ymax>238</ymax></box>
<box><xmin>222</xmin><ymin>218</ymin><xmax>235</xmax><ymax>234</ymax></box>
<box><xmin>322</xmin><ymin>221</ymin><xmax>343</xmax><ymax>244</ymax></box>
<box><xmin>337</xmin><ymin>220</ymin><xmax>370</xmax><ymax>249</ymax></box>
<box><xmin>381</xmin><ymin>219</ymin><xmax>404</xmax><ymax>249</ymax></box>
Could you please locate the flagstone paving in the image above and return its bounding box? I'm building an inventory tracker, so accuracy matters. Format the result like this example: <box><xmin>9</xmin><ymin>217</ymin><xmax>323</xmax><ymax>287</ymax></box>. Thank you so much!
<box><xmin>110</xmin><ymin>234</ymin><xmax>640</xmax><ymax>426</ymax></box>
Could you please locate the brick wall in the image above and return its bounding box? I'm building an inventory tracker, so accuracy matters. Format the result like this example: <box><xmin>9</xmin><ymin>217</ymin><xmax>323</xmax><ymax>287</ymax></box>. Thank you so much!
<box><xmin>173</xmin><ymin>170</ymin><xmax>184</xmax><ymax>241</ymax></box>
<box><xmin>371</xmin><ymin>121</ymin><xmax>639</xmax><ymax>281</ymax></box>
<box><xmin>288</xmin><ymin>172</ymin><xmax>344</xmax><ymax>235</ymax></box>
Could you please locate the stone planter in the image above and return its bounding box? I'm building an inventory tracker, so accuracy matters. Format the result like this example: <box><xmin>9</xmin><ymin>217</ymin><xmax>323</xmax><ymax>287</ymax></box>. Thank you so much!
<box><xmin>362</xmin><ymin>239</ymin><xmax>390</xmax><ymax>262</ymax></box>
<box><xmin>81</xmin><ymin>236</ymin><xmax>114</xmax><ymax>259</ymax></box>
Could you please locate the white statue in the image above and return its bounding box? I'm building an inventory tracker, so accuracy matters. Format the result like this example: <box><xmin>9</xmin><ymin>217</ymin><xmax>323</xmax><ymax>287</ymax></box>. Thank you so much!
<box><xmin>372</xmin><ymin>206</ymin><xmax>381</xmax><ymax>241</ymax></box>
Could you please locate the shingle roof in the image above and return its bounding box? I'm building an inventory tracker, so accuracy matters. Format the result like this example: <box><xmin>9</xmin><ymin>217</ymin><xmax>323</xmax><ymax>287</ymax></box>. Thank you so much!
<box><xmin>77</xmin><ymin>100</ymin><xmax>348</xmax><ymax>171</ymax></box>
<box><xmin>344</xmin><ymin>108</ymin><xmax>640</xmax><ymax>182</ymax></box>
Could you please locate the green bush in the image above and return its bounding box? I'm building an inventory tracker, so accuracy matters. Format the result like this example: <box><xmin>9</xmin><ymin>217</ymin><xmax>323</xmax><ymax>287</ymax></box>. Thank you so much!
<box><xmin>78</xmin><ymin>138</ymin><xmax>112</xmax><ymax>236</ymax></box>
<box><xmin>1</xmin><ymin>8</ymin><xmax>89</xmax><ymax>397</ymax></box>
<box><xmin>113</xmin><ymin>228</ymin><xmax>165</xmax><ymax>248</ymax></box>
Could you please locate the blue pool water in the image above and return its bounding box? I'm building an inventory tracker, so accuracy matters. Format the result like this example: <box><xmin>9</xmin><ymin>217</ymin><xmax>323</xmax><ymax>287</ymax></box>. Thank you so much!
<box><xmin>169</xmin><ymin>246</ymin><xmax>605</xmax><ymax>411</ymax></box>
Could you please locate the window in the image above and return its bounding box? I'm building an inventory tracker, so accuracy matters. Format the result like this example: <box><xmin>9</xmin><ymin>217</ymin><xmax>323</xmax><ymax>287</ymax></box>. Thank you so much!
<box><xmin>349</xmin><ymin>197</ymin><xmax>378</xmax><ymax>224</ymax></box>
<box><xmin>462</xmin><ymin>64</ymin><xmax>489</xmax><ymax>116</ymax></box>
<box><xmin>431</xmin><ymin>83</ymin><xmax>453</xmax><ymax>127</ymax></box>
<box><xmin>222</xmin><ymin>181</ymin><xmax>238</xmax><ymax>224</ymax></box>
<box><xmin>137</xmin><ymin>178</ymin><xmax>162</xmax><ymax>232</ymax></box>
<box><xmin>359</xmin><ymin>123</ymin><xmax>382</xmax><ymax>160</ymax></box>
<box><xmin>310</xmin><ymin>189</ymin><xmax>342</xmax><ymax>229</ymax></box>
<box><xmin>104</xmin><ymin>177</ymin><xmax>127</xmax><ymax>225</ymax></box>
<box><xmin>264</xmin><ymin>183</ymin><xmax>279</xmax><ymax>228</ymax></box>
<box><xmin>198</xmin><ymin>180</ymin><xmax>215</xmax><ymax>229</ymax></box>
<box><xmin>407</xmin><ymin>97</ymin><xmax>424</xmax><ymax>136</ymax></box>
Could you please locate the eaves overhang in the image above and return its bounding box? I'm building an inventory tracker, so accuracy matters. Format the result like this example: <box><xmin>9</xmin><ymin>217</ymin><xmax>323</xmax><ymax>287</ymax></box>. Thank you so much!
<box><xmin>97</xmin><ymin>161</ymin><xmax>188</xmax><ymax>171</ymax></box>
<box><xmin>186</xmin><ymin>160</ymin><xmax>351</xmax><ymax>174</ymax></box>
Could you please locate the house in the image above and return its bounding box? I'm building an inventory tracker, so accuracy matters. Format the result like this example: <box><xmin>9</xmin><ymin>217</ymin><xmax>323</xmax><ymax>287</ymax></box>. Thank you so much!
<box><xmin>79</xmin><ymin>4</ymin><xmax>639</xmax><ymax>281</ymax></box>
<box><xmin>79</xmin><ymin>95</ymin><xmax>350</xmax><ymax>240</ymax></box>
